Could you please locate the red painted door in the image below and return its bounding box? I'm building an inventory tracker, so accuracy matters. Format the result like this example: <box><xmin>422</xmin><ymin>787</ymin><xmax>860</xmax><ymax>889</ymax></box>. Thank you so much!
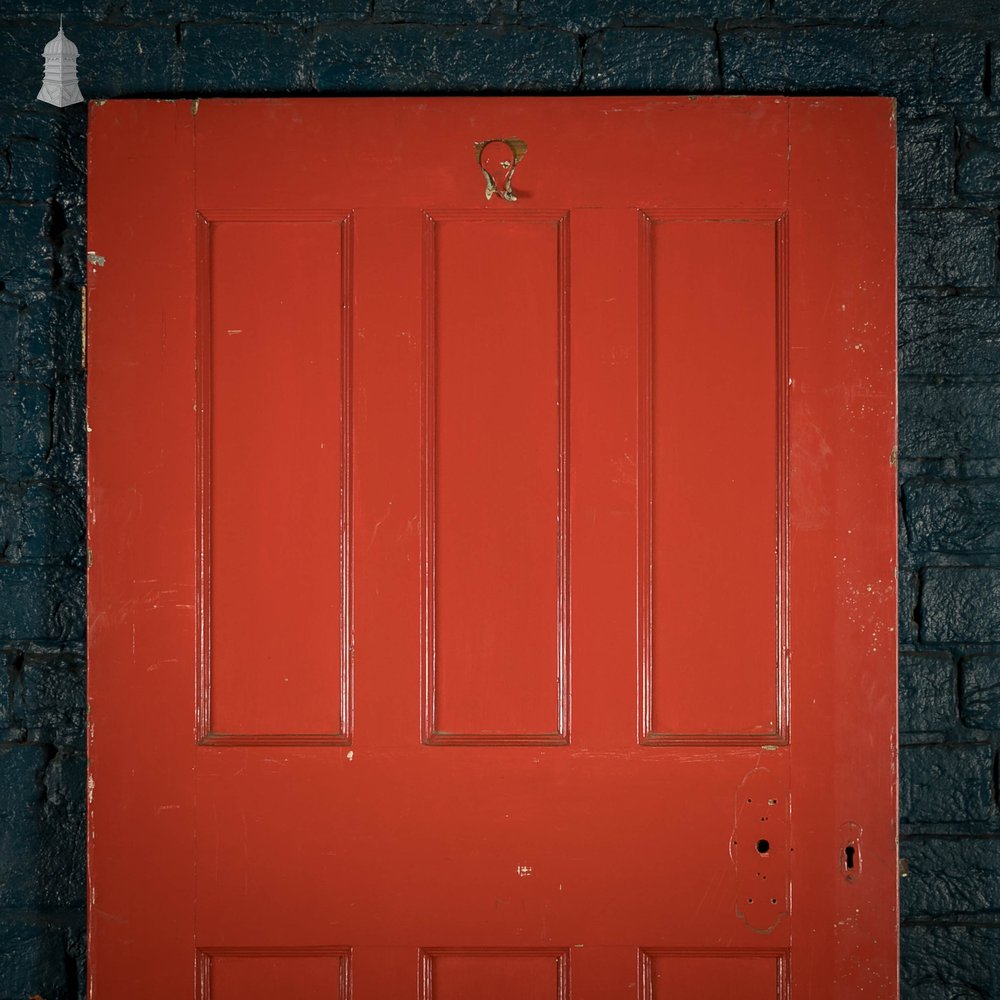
<box><xmin>87</xmin><ymin>98</ymin><xmax>897</xmax><ymax>999</ymax></box>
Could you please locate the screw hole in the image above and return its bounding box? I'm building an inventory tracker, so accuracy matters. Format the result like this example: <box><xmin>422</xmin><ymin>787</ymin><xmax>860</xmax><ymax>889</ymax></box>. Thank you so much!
<box><xmin>756</xmin><ymin>839</ymin><xmax>770</xmax><ymax>855</ymax></box>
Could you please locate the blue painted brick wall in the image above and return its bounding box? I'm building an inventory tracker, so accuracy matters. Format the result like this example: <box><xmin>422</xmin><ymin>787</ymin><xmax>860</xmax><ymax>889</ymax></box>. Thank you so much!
<box><xmin>1</xmin><ymin>2</ymin><xmax>999</xmax><ymax>997</ymax></box>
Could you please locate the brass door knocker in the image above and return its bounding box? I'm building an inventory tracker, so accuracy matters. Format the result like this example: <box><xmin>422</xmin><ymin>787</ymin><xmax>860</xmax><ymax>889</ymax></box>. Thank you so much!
<box><xmin>473</xmin><ymin>138</ymin><xmax>527</xmax><ymax>202</ymax></box>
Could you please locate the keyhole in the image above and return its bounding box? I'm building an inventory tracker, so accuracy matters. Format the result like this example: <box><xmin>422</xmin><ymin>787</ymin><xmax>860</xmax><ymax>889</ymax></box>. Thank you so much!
<box><xmin>756</xmin><ymin>839</ymin><xmax>770</xmax><ymax>855</ymax></box>
<box><xmin>845</xmin><ymin>844</ymin><xmax>856</xmax><ymax>870</ymax></box>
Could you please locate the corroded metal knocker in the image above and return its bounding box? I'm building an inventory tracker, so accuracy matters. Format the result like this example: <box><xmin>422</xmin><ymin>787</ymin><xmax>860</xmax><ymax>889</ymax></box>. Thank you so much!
<box><xmin>473</xmin><ymin>137</ymin><xmax>527</xmax><ymax>202</ymax></box>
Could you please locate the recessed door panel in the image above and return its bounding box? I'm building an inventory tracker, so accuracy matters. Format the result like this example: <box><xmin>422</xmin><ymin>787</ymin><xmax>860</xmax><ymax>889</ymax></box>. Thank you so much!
<box><xmin>199</xmin><ymin>949</ymin><xmax>350</xmax><ymax>1000</ymax></box>
<box><xmin>199</xmin><ymin>216</ymin><xmax>351</xmax><ymax>744</ymax></box>
<box><xmin>424</xmin><ymin>214</ymin><xmax>568</xmax><ymax>744</ymax></box>
<box><xmin>420</xmin><ymin>949</ymin><xmax>568</xmax><ymax>1000</ymax></box>
<box><xmin>642</xmin><ymin>217</ymin><xmax>784</xmax><ymax>742</ymax></box>
<box><xmin>641</xmin><ymin>950</ymin><xmax>785</xmax><ymax>1000</ymax></box>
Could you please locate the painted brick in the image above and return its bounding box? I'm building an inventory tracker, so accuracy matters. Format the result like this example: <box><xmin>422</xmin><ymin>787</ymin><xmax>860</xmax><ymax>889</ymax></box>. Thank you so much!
<box><xmin>960</xmin><ymin>654</ymin><xmax>1000</xmax><ymax>728</ymax></box>
<box><xmin>0</xmin><ymin>746</ymin><xmax>84</xmax><ymax>910</ymax></box>
<box><xmin>779</xmin><ymin>0</ymin><xmax>998</xmax><ymax>27</ymax></box>
<box><xmin>0</xmin><ymin>297</ymin><xmax>16</xmax><ymax>373</ymax></box>
<box><xmin>58</xmin><ymin>214</ymin><xmax>86</xmax><ymax>289</ymax></box>
<box><xmin>66</xmin><ymin>924</ymin><xmax>85</xmax><ymax>1000</ymax></box>
<box><xmin>0</xmin><ymin>483</ymin><xmax>85</xmax><ymax>564</ymax></box>
<box><xmin>41</xmin><ymin>291</ymin><xmax>84</xmax><ymax>378</ymax></box>
<box><xmin>127</xmin><ymin>0</ymin><xmax>368</xmax><ymax>17</ymax></box>
<box><xmin>179</xmin><ymin>24</ymin><xmax>310</xmax><ymax>94</ymax></box>
<box><xmin>0</xmin><ymin>744</ymin><xmax>52</xmax><ymax>908</ymax></box>
<box><xmin>904</xmin><ymin>478</ymin><xmax>1000</xmax><ymax>552</ymax></box>
<box><xmin>37</xmin><ymin>751</ymin><xmax>87</xmax><ymax>908</ymax></box>
<box><xmin>71</xmin><ymin>24</ymin><xmax>180</xmax><ymax>99</ymax></box>
<box><xmin>0</xmin><ymin>383</ymin><xmax>51</xmax><ymax>473</ymax></box>
<box><xmin>50</xmin><ymin>374</ymin><xmax>86</xmax><ymax>482</ymax></box>
<box><xmin>0</xmin><ymin>650</ymin><xmax>14</xmax><ymax>736</ymax></box>
<box><xmin>899</xmin><ymin>210</ymin><xmax>997</xmax><ymax>289</ymax></box>
<box><xmin>958</xmin><ymin>117</ymin><xmax>1000</xmax><ymax>199</ymax></box>
<box><xmin>3</xmin><ymin>289</ymin><xmax>82</xmax><ymax>377</ymax></box>
<box><xmin>899</xmin><ymin>653</ymin><xmax>956</xmax><ymax>733</ymax></box>
<box><xmin>898</xmin><ymin>116</ymin><xmax>954</xmax><ymax>207</ymax></box>
<box><xmin>1</xmin><ymin>1</ymin><xmax>107</xmax><ymax>14</ymax></box>
<box><xmin>886</xmin><ymin>0</ymin><xmax>1000</xmax><ymax>27</ymax></box>
<box><xmin>0</xmin><ymin>375</ymin><xmax>87</xmax><ymax>490</ymax></box>
<box><xmin>720</xmin><ymin>28</ymin><xmax>982</xmax><ymax>109</ymax></box>
<box><xmin>0</xmin><ymin>566</ymin><xmax>85</xmax><ymax>642</ymax></box>
<box><xmin>12</xmin><ymin>653</ymin><xmax>86</xmax><ymax>750</ymax></box>
<box><xmin>900</xmin><ymin>382</ymin><xmax>1000</xmax><ymax>459</ymax></box>
<box><xmin>8</xmin><ymin>110</ymin><xmax>89</xmax><ymax>218</ymax></box>
<box><xmin>0</xmin><ymin>203</ymin><xmax>53</xmax><ymax>292</ymax></box>
<box><xmin>899</xmin><ymin>566</ymin><xmax>920</xmax><ymax>645</ymax></box>
<box><xmin>902</xmin><ymin>926</ymin><xmax>1000</xmax><ymax>1000</ymax></box>
<box><xmin>901</xmin><ymin>838</ymin><xmax>1000</xmax><ymax>918</ymax></box>
<box><xmin>0</xmin><ymin>920</ymin><xmax>71</xmax><ymax>1000</ymax></box>
<box><xmin>899</xmin><ymin>744</ymin><xmax>995</xmax><ymax>823</ymax></box>
<box><xmin>315</xmin><ymin>25</ymin><xmax>581</xmax><ymax>92</ymax></box>
<box><xmin>771</xmin><ymin>0</ymin><xmax>883</xmax><ymax>21</ymax></box>
<box><xmin>518</xmin><ymin>0</ymin><xmax>767</xmax><ymax>32</ymax></box>
<box><xmin>582</xmin><ymin>28</ymin><xmax>720</xmax><ymax>91</ymax></box>
<box><xmin>0</xmin><ymin>113</ymin><xmax>65</xmax><ymax>202</ymax></box>
<box><xmin>374</xmin><ymin>0</ymin><xmax>514</xmax><ymax>23</ymax></box>
<box><xmin>993</xmin><ymin>42</ymin><xmax>1000</xmax><ymax>105</ymax></box>
<box><xmin>921</xmin><ymin>567</ymin><xmax>1000</xmax><ymax>642</ymax></box>
<box><xmin>899</xmin><ymin>295</ymin><xmax>1000</xmax><ymax>377</ymax></box>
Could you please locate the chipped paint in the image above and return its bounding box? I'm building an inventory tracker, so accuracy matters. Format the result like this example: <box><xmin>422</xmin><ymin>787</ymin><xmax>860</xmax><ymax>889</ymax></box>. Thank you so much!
<box><xmin>87</xmin><ymin>250</ymin><xmax>107</xmax><ymax>267</ymax></box>
<box><xmin>80</xmin><ymin>286</ymin><xmax>87</xmax><ymax>369</ymax></box>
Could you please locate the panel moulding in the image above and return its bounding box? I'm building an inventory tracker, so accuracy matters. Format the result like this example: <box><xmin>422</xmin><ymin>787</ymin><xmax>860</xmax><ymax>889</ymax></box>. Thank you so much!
<box><xmin>194</xmin><ymin>210</ymin><xmax>355</xmax><ymax>747</ymax></box>
<box><xmin>196</xmin><ymin>946</ymin><xmax>352</xmax><ymax>1000</ymax></box>
<box><xmin>638</xmin><ymin>947</ymin><xmax>789</xmax><ymax>1000</ymax></box>
<box><xmin>419</xmin><ymin>211</ymin><xmax>571</xmax><ymax>747</ymax></box>
<box><xmin>419</xmin><ymin>947</ymin><xmax>570</xmax><ymax>1000</ymax></box>
<box><xmin>637</xmin><ymin>212</ymin><xmax>790</xmax><ymax>747</ymax></box>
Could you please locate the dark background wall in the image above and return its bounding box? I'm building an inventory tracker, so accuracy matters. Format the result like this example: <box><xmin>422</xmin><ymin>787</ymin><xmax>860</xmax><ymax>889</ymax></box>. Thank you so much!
<box><xmin>1</xmin><ymin>1</ymin><xmax>999</xmax><ymax>997</ymax></box>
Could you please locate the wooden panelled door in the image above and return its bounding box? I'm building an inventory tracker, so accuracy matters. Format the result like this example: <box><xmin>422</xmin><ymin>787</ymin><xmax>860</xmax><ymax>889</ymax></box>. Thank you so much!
<box><xmin>87</xmin><ymin>98</ymin><xmax>898</xmax><ymax>999</ymax></box>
